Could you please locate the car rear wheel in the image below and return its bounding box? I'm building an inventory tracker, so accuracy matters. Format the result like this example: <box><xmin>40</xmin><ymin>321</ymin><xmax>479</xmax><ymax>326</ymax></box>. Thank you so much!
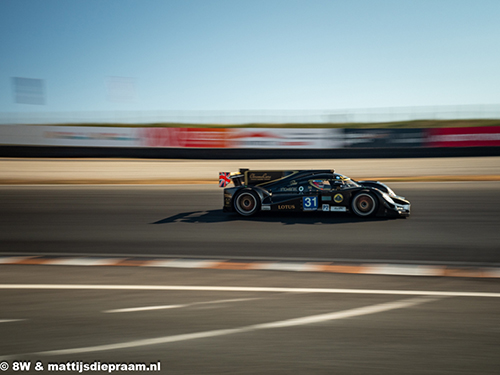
<box><xmin>234</xmin><ymin>190</ymin><xmax>261</xmax><ymax>217</ymax></box>
<box><xmin>351</xmin><ymin>192</ymin><xmax>377</xmax><ymax>217</ymax></box>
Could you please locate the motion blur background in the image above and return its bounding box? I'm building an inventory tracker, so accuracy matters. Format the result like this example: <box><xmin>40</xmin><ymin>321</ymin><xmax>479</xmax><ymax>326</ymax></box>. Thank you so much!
<box><xmin>1</xmin><ymin>0</ymin><xmax>499</xmax><ymax>125</ymax></box>
<box><xmin>1</xmin><ymin>0</ymin><xmax>499</xmax><ymax>156</ymax></box>
<box><xmin>1</xmin><ymin>1</ymin><xmax>500</xmax><ymax>375</ymax></box>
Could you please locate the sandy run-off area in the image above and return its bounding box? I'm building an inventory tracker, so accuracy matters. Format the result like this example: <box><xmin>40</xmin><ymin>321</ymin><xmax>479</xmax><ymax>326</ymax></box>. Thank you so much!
<box><xmin>1</xmin><ymin>157</ymin><xmax>499</xmax><ymax>184</ymax></box>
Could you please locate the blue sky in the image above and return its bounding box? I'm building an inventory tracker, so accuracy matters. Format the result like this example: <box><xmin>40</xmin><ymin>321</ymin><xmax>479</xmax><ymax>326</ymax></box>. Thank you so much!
<box><xmin>1</xmin><ymin>0</ymin><xmax>499</xmax><ymax>114</ymax></box>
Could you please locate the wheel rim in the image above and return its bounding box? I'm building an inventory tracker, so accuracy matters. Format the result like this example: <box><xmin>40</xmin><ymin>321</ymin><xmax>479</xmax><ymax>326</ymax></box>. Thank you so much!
<box><xmin>353</xmin><ymin>194</ymin><xmax>376</xmax><ymax>216</ymax></box>
<box><xmin>236</xmin><ymin>193</ymin><xmax>257</xmax><ymax>215</ymax></box>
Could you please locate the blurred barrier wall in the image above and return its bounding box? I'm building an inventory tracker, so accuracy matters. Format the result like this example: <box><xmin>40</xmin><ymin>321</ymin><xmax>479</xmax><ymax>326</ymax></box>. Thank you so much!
<box><xmin>2</xmin><ymin>125</ymin><xmax>500</xmax><ymax>150</ymax></box>
<box><xmin>344</xmin><ymin>129</ymin><xmax>425</xmax><ymax>148</ymax></box>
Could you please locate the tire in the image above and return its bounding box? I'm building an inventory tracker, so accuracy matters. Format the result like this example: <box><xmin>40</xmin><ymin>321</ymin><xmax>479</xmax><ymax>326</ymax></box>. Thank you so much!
<box><xmin>234</xmin><ymin>190</ymin><xmax>261</xmax><ymax>217</ymax></box>
<box><xmin>351</xmin><ymin>192</ymin><xmax>378</xmax><ymax>217</ymax></box>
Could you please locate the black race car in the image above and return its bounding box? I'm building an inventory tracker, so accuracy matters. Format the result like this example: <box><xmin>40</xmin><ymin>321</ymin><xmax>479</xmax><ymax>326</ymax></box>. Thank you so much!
<box><xmin>219</xmin><ymin>169</ymin><xmax>410</xmax><ymax>218</ymax></box>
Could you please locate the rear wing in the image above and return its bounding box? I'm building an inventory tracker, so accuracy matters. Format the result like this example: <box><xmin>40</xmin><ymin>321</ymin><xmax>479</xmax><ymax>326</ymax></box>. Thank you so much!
<box><xmin>219</xmin><ymin>169</ymin><xmax>327</xmax><ymax>188</ymax></box>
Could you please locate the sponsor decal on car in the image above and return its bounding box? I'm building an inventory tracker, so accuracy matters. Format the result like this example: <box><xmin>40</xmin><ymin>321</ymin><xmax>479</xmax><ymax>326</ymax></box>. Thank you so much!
<box><xmin>330</xmin><ymin>206</ymin><xmax>347</xmax><ymax>212</ymax></box>
<box><xmin>246</xmin><ymin>171</ymin><xmax>287</xmax><ymax>185</ymax></box>
<box><xmin>278</xmin><ymin>204</ymin><xmax>296</xmax><ymax>210</ymax></box>
<box><xmin>334</xmin><ymin>194</ymin><xmax>343</xmax><ymax>203</ymax></box>
<box><xmin>250</xmin><ymin>173</ymin><xmax>272</xmax><ymax>181</ymax></box>
<box><xmin>322</xmin><ymin>204</ymin><xmax>329</xmax><ymax>211</ymax></box>
<box><xmin>303</xmin><ymin>196</ymin><xmax>318</xmax><ymax>211</ymax></box>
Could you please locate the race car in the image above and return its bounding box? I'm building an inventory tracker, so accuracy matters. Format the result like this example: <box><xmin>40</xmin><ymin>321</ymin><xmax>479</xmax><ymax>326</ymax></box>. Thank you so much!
<box><xmin>219</xmin><ymin>169</ymin><xmax>410</xmax><ymax>218</ymax></box>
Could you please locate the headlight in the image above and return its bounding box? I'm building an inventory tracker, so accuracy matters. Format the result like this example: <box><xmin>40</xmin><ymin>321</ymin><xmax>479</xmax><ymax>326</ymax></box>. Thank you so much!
<box><xmin>382</xmin><ymin>192</ymin><xmax>395</xmax><ymax>204</ymax></box>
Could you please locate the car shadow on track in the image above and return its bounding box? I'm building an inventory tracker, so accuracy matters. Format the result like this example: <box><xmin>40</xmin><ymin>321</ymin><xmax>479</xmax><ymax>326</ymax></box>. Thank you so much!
<box><xmin>151</xmin><ymin>210</ymin><xmax>393</xmax><ymax>225</ymax></box>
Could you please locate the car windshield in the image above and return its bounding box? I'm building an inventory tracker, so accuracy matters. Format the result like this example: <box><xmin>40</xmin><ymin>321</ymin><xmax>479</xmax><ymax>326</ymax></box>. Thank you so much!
<box><xmin>334</xmin><ymin>174</ymin><xmax>361</xmax><ymax>188</ymax></box>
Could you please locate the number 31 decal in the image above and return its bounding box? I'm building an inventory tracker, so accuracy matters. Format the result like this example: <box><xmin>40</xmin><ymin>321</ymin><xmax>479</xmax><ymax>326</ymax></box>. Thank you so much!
<box><xmin>302</xmin><ymin>196</ymin><xmax>318</xmax><ymax>211</ymax></box>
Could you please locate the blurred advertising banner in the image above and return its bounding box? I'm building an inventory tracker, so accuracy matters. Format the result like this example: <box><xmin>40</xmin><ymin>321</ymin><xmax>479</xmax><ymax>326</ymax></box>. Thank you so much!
<box><xmin>42</xmin><ymin>126</ymin><xmax>139</xmax><ymax>147</ymax></box>
<box><xmin>0</xmin><ymin>125</ymin><xmax>139</xmax><ymax>147</ymax></box>
<box><xmin>138</xmin><ymin>128</ymin><xmax>343</xmax><ymax>149</ymax></box>
<box><xmin>228</xmin><ymin>128</ymin><xmax>342</xmax><ymax>149</ymax></box>
<box><xmin>138</xmin><ymin>128</ymin><xmax>230</xmax><ymax>148</ymax></box>
<box><xmin>0</xmin><ymin>125</ymin><xmax>46</xmax><ymax>145</ymax></box>
<box><xmin>2</xmin><ymin>125</ymin><xmax>499</xmax><ymax>149</ymax></box>
<box><xmin>344</xmin><ymin>129</ymin><xmax>425</xmax><ymax>148</ymax></box>
<box><xmin>426</xmin><ymin>127</ymin><xmax>500</xmax><ymax>147</ymax></box>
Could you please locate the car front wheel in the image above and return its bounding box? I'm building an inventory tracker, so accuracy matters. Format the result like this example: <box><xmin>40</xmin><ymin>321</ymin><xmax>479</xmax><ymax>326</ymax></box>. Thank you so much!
<box><xmin>351</xmin><ymin>192</ymin><xmax>378</xmax><ymax>217</ymax></box>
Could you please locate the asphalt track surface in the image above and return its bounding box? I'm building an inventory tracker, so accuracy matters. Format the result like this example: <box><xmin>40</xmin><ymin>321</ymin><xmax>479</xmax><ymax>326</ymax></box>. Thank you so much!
<box><xmin>1</xmin><ymin>182</ymin><xmax>499</xmax><ymax>264</ymax></box>
<box><xmin>1</xmin><ymin>267</ymin><xmax>500</xmax><ymax>375</ymax></box>
<box><xmin>1</xmin><ymin>183</ymin><xmax>500</xmax><ymax>374</ymax></box>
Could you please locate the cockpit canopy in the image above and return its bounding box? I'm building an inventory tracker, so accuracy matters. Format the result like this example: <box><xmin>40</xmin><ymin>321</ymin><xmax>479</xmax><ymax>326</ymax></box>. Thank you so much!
<box><xmin>309</xmin><ymin>175</ymin><xmax>360</xmax><ymax>190</ymax></box>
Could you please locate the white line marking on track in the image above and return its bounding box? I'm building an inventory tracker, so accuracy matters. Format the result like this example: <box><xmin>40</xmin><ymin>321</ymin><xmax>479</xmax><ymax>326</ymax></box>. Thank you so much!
<box><xmin>32</xmin><ymin>296</ymin><xmax>439</xmax><ymax>356</ymax></box>
<box><xmin>105</xmin><ymin>305</ymin><xmax>183</xmax><ymax>313</ymax></box>
<box><xmin>148</xmin><ymin>259</ymin><xmax>220</xmax><ymax>268</ymax></box>
<box><xmin>104</xmin><ymin>298</ymin><xmax>259</xmax><ymax>313</ymax></box>
<box><xmin>0</xmin><ymin>284</ymin><xmax>499</xmax><ymax>298</ymax></box>
<box><xmin>253</xmin><ymin>263</ymin><xmax>320</xmax><ymax>272</ymax></box>
<box><xmin>0</xmin><ymin>319</ymin><xmax>24</xmax><ymax>324</ymax></box>
<box><xmin>363</xmin><ymin>264</ymin><xmax>443</xmax><ymax>276</ymax></box>
<box><xmin>44</xmin><ymin>258</ymin><xmax>124</xmax><ymax>266</ymax></box>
